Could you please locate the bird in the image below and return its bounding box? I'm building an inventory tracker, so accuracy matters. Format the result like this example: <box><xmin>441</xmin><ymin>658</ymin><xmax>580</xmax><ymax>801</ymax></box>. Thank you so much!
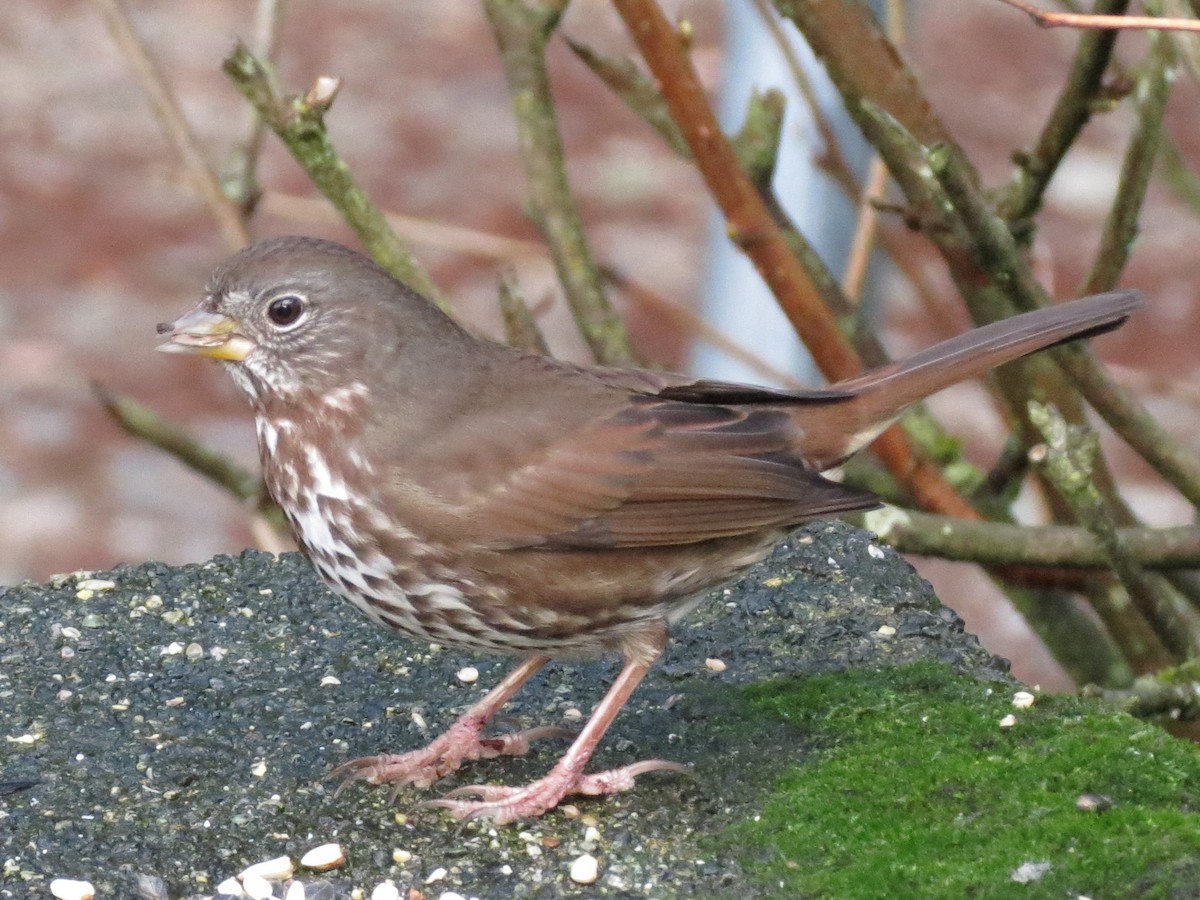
<box><xmin>157</xmin><ymin>236</ymin><xmax>1140</xmax><ymax>823</ymax></box>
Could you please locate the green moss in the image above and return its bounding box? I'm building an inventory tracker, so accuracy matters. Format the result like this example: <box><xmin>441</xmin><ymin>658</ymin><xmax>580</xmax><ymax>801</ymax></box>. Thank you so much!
<box><xmin>721</xmin><ymin>662</ymin><xmax>1200</xmax><ymax>898</ymax></box>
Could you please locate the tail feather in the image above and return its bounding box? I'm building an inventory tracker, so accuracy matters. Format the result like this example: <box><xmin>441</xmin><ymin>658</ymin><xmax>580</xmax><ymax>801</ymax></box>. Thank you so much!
<box><xmin>800</xmin><ymin>289</ymin><xmax>1142</xmax><ymax>468</ymax></box>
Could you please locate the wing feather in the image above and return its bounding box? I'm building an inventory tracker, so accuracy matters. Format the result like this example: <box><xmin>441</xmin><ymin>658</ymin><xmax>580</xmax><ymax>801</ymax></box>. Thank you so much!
<box><xmin>471</xmin><ymin>395</ymin><xmax>878</xmax><ymax>549</ymax></box>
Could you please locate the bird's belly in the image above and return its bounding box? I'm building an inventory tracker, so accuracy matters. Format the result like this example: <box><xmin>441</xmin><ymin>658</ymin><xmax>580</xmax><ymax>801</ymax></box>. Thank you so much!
<box><xmin>281</xmin><ymin>494</ymin><xmax>642</xmax><ymax>657</ymax></box>
<box><xmin>263</xmin><ymin>435</ymin><xmax>779</xmax><ymax>658</ymax></box>
<box><xmin>283</xmin><ymin>498</ymin><xmax>523</xmax><ymax>653</ymax></box>
<box><xmin>307</xmin><ymin>547</ymin><xmax>661</xmax><ymax>659</ymax></box>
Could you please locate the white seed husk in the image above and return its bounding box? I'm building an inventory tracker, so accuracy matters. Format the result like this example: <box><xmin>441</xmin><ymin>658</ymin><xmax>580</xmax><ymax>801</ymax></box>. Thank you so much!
<box><xmin>49</xmin><ymin>879</ymin><xmax>95</xmax><ymax>900</ymax></box>
<box><xmin>300</xmin><ymin>842</ymin><xmax>346</xmax><ymax>870</ymax></box>
<box><xmin>239</xmin><ymin>855</ymin><xmax>294</xmax><ymax>881</ymax></box>
<box><xmin>570</xmin><ymin>853</ymin><xmax>600</xmax><ymax>885</ymax></box>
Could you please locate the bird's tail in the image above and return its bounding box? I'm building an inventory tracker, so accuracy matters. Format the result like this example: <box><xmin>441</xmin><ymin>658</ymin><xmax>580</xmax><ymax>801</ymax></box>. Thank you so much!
<box><xmin>797</xmin><ymin>289</ymin><xmax>1142</xmax><ymax>469</ymax></box>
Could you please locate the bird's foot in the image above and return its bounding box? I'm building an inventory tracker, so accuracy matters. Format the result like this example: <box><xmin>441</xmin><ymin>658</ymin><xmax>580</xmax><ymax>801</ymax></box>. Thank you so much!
<box><xmin>420</xmin><ymin>758</ymin><xmax>689</xmax><ymax>824</ymax></box>
<box><xmin>331</xmin><ymin>720</ymin><xmax>572</xmax><ymax>792</ymax></box>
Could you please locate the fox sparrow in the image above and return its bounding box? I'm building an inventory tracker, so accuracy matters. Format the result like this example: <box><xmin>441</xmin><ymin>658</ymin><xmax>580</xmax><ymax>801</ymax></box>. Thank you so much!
<box><xmin>158</xmin><ymin>236</ymin><xmax>1140</xmax><ymax>823</ymax></box>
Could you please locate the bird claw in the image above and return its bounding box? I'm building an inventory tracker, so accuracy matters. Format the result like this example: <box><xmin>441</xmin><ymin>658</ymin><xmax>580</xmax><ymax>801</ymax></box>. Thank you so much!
<box><xmin>330</xmin><ymin>721</ymin><xmax>572</xmax><ymax>794</ymax></box>
<box><xmin>419</xmin><ymin>758</ymin><xmax>689</xmax><ymax>824</ymax></box>
<box><xmin>330</xmin><ymin>751</ymin><xmax>442</xmax><ymax>794</ymax></box>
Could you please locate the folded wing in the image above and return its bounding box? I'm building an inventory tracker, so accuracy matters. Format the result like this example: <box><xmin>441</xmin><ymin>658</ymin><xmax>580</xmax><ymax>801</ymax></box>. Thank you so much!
<box><xmin>472</xmin><ymin>393</ymin><xmax>878</xmax><ymax>550</ymax></box>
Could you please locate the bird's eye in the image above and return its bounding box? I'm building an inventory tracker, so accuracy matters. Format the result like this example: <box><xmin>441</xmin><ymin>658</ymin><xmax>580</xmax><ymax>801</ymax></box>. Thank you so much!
<box><xmin>266</xmin><ymin>294</ymin><xmax>306</xmax><ymax>329</ymax></box>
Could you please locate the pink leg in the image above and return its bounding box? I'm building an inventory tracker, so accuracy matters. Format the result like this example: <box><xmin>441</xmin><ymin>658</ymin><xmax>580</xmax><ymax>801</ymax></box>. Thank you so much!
<box><xmin>332</xmin><ymin>655</ymin><xmax>568</xmax><ymax>791</ymax></box>
<box><xmin>422</xmin><ymin>628</ymin><xmax>687</xmax><ymax>824</ymax></box>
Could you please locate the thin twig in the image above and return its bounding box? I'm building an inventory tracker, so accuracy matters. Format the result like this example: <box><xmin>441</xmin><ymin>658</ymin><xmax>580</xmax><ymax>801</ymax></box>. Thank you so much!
<box><xmin>95</xmin><ymin>384</ymin><xmax>291</xmax><ymax>549</ymax></box>
<box><xmin>725</xmin><ymin>89</ymin><xmax>891</xmax><ymax>365</ymax></box>
<box><xmin>747</xmin><ymin>0</ymin><xmax>957</xmax><ymax>343</ymax></box>
<box><xmin>261</xmin><ymin>191</ymin><xmax>546</xmax><ymax>261</ymax></box>
<box><xmin>90</xmin><ymin>0</ymin><xmax>249</xmax><ymax>248</ymax></box>
<box><xmin>1056</xmin><ymin>344</ymin><xmax>1200</xmax><ymax>507</ymax></box>
<box><xmin>998</xmin><ymin>1</ymin><xmax>1130</xmax><ymax>224</ymax></box>
<box><xmin>841</xmin><ymin>148</ymin><xmax>889</xmax><ymax>303</ymax></box>
<box><xmin>1157</xmin><ymin>134</ymin><xmax>1200</xmax><ymax>215</ymax></box>
<box><xmin>1164</xmin><ymin>0</ymin><xmax>1200</xmax><ymax>79</ymax></box>
<box><xmin>841</xmin><ymin>0</ymin><xmax>905</xmax><ymax>302</ymax></box>
<box><xmin>601</xmin><ymin>266</ymin><xmax>804</xmax><ymax>387</ymax></box>
<box><xmin>485</xmin><ymin>0</ymin><xmax>637</xmax><ymax>365</ymax></box>
<box><xmin>998</xmin><ymin>0</ymin><xmax>1200</xmax><ymax>30</ymax></box>
<box><xmin>564</xmin><ymin>38</ymin><xmax>691</xmax><ymax>156</ymax></box>
<box><xmin>749</xmin><ymin>0</ymin><xmax>861</xmax><ymax>199</ymax></box>
<box><xmin>222</xmin><ymin>42</ymin><xmax>445</xmax><ymax>308</ymax></box>
<box><xmin>723</xmin><ymin>87</ymin><xmax>928</xmax><ymax>376</ymax></box>
<box><xmin>1080</xmin><ymin>28</ymin><xmax>1173</xmax><ymax>294</ymax></box>
<box><xmin>1023</xmin><ymin>402</ymin><xmax>1176</xmax><ymax>671</ymax></box>
<box><xmin>227</xmin><ymin>0</ymin><xmax>287</xmax><ymax>212</ymax></box>
<box><xmin>497</xmin><ymin>270</ymin><xmax>552</xmax><ymax>355</ymax></box>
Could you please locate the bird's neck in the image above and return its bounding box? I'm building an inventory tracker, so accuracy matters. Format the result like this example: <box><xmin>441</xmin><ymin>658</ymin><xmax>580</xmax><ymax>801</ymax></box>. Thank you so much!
<box><xmin>252</xmin><ymin>381</ymin><xmax>371</xmax><ymax>488</ymax></box>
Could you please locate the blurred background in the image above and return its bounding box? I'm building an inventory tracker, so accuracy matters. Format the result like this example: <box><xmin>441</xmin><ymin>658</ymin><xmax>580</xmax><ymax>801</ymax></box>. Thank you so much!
<box><xmin>3</xmin><ymin>0</ymin><xmax>1198</xmax><ymax>689</ymax></box>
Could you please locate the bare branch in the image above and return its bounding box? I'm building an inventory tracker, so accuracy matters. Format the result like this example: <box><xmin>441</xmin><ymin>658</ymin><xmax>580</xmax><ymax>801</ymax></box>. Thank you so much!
<box><xmin>1029</xmin><ymin>403</ymin><xmax>1200</xmax><ymax>660</ymax></box>
<box><xmin>612</xmin><ymin>0</ymin><xmax>862</xmax><ymax>379</ymax></box>
<box><xmin>1080</xmin><ymin>29</ymin><xmax>1173</xmax><ymax>294</ymax></box>
<box><xmin>226</xmin><ymin>0</ymin><xmax>288</xmax><ymax>212</ymax></box>
<box><xmin>90</xmin><ymin>0</ymin><xmax>249</xmax><ymax>248</ymax></box>
<box><xmin>867</xmin><ymin>505</ymin><xmax>1200</xmax><ymax>571</ymax></box>
<box><xmin>564</xmin><ymin>38</ymin><xmax>691</xmax><ymax>157</ymax></box>
<box><xmin>841</xmin><ymin>0</ymin><xmax>905</xmax><ymax>302</ymax></box>
<box><xmin>997</xmin><ymin>2</ymin><xmax>1130</xmax><ymax>224</ymax></box>
<box><xmin>222</xmin><ymin>41</ymin><xmax>446</xmax><ymax>308</ymax></box>
<box><xmin>615</xmin><ymin>0</ymin><xmax>990</xmax><ymax>521</ymax></box>
<box><xmin>485</xmin><ymin>0</ymin><xmax>637</xmax><ymax>365</ymax></box>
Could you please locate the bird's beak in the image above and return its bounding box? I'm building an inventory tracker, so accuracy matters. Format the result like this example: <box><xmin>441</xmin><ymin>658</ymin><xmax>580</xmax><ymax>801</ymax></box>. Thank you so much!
<box><xmin>156</xmin><ymin>307</ymin><xmax>255</xmax><ymax>362</ymax></box>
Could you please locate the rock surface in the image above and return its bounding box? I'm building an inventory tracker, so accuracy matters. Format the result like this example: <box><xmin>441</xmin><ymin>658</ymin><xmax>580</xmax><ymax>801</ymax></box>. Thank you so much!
<box><xmin>0</xmin><ymin>521</ymin><xmax>1014</xmax><ymax>897</ymax></box>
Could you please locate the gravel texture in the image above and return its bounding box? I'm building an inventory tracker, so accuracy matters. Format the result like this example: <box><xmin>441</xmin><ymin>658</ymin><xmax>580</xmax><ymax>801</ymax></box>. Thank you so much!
<box><xmin>0</xmin><ymin>520</ymin><xmax>1006</xmax><ymax>898</ymax></box>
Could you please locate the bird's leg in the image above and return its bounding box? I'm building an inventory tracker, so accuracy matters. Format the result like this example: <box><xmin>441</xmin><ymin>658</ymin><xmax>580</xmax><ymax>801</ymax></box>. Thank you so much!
<box><xmin>422</xmin><ymin>624</ymin><xmax>687</xmax><ymax>824</ymax></box>
<box><xmin>332</xmin><ymin>654</ymin><xmax>569</xmax><ymax>791</ymax></box>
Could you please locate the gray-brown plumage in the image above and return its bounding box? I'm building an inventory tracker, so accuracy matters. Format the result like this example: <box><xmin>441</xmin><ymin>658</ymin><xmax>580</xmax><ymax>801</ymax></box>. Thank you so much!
<box><xmin>158</xmin><ymin>236</ymin><xmax>1140</xmax><ymax>822</ymax></box>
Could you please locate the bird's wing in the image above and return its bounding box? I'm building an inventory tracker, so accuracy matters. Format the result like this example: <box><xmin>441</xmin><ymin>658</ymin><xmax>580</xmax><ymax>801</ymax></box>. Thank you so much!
<box><xmin>467</xmin><ymin>393</ymin><xmax>880</xmax><ymax>550</ymax></box>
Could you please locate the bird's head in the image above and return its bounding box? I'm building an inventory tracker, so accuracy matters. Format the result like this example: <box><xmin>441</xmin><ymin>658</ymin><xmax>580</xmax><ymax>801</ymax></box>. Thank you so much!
<box><xmin>157</xmin><ymin>236</ymin><xmax>457</xmax><ymax>405</ymax></box>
